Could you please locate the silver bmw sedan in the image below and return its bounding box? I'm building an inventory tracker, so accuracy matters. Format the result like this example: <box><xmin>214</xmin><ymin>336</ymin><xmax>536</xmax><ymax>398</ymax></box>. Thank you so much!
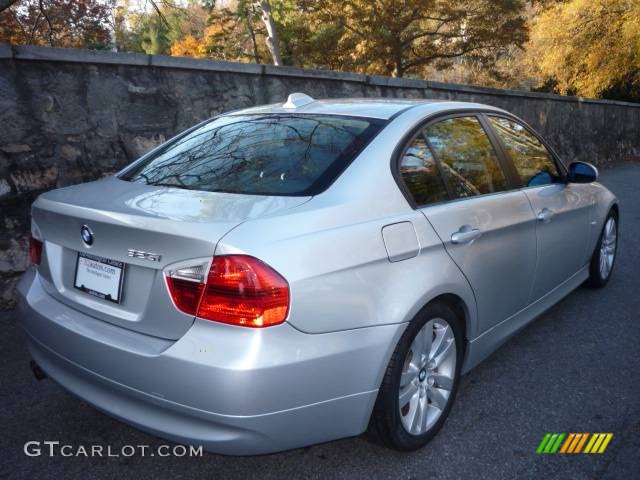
<box><xmin>17</xmin><ymin>94</ymin><xmax>618</xmax><ymax>454</ymax></box>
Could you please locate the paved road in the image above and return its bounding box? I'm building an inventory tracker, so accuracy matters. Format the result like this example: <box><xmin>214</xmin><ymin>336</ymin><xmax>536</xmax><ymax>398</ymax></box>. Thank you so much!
<box><xmin>1</xmin><ymin>164</ymin><xmax>639</xmax><ymax>480</ymax></box>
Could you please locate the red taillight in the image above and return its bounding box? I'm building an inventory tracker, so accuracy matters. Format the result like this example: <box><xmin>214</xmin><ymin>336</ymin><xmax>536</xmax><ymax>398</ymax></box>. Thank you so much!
<box><xmin>199</xmin><ymin>256</ymin><xmax>290</xmax><ymax>327</ymax></box>
<box><xmin>166</xmin><ymin>277</ymin><xmax>204</xmax><ymax>315</ymax></box>
<box><xmin>29</xmin><ymin>235</ymin><xmax>42</xmax><ymax>265</ymax></box>
<box><xmin>166</xmin><ymin>255</ymin><xmax>289</xmax><ymax>328</ymax></box>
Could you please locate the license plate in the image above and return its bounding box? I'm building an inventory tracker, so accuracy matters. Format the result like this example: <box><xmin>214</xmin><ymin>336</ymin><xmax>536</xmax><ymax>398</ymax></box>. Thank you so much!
<box><xmin>74</xmin><ymin>252</ymin><xmax>125</xmax><ymax>304</ymax></box>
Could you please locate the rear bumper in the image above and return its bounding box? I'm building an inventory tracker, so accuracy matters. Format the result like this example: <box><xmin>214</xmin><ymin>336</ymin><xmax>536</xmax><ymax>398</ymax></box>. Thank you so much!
<box><xmin>17</xmin><ymin>268</ymin><xmax>404</xmax><ymax>455</ymax></box>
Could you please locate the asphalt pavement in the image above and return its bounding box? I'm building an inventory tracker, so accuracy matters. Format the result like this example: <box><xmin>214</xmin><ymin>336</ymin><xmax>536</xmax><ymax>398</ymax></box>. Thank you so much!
<box><xmin>1</xmin><ymin>163</ymin><xmax>639</xmax><ymax>480</ymax></box>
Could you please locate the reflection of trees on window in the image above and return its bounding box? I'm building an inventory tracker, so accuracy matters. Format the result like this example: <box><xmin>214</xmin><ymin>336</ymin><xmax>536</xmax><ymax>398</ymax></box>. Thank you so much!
<box><xmin>121</xmin><ymin>115</ymin><xmax>381</xmax><ymax>195</ymax></box>
<box><xmin>488</xmin><ymin>116</ymin><xmax>559</xmax><ymax>187</ymax></box>
<box><xmin>438</xmin><ymin>162</ymin><xmax>481</xmax><ymax>197</ymax></box>
<box><xmin>400</xmin><ymin>136</ymin><xmax>448</xmax><ymax>205</ymax></box>
<box><xmin>425</xmin><ymin>117</ymin><xmax>507</xmax><ymax>198</ymax></box>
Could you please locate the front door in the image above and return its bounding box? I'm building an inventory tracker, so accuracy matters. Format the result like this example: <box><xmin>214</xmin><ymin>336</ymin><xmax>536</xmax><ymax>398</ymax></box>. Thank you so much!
<box><xmin>523</xmin><ymin>184</ymin><xmax>592</xmax><ymax>300</ymax></box>
<box><xmin>485</xmin><ymin>115</ymin><xmax>592</xmax><ymax>301</ymax></box>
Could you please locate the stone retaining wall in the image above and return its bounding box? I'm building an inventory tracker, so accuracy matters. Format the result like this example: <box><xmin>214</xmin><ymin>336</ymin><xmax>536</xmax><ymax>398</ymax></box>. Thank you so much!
<box><xmin>1</xmin><ymin>44</ymin><xmax>639</xmax><ymax>309</ymax></box>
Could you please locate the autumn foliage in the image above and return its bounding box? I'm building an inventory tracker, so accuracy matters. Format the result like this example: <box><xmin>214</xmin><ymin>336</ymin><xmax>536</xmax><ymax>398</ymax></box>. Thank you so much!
<box><xmin>0</xmin><ymin>0</ymin><xmax>638</xmax><ymax>102</ymax></box>
<box><xmin>525</xmin><ymin>0</ymin><xmax>640</xmax><ymax>101</ymax></box>
<box><xmin>0</xmin><ymin>0</ymin><xmax>113</xmax><ymax>48</ymax></box>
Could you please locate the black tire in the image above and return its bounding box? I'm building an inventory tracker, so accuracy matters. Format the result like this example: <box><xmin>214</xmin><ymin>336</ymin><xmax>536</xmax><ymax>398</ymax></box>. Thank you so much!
<box><xmin>370</xmin><ymin>301</ymin><xmax>464</xmax><ymax>451</ymax></box>
<box><xmin>585</xmin><ymin>209</ymin><xmax>618</xmax><ymax>289</ymax></box>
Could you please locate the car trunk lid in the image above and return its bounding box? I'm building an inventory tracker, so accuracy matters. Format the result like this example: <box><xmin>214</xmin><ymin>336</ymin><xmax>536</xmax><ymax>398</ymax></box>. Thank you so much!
<box><xmin>31</xmin><ymin>176</ymin><xmax>310</xmax><ymax>339</ymax></box>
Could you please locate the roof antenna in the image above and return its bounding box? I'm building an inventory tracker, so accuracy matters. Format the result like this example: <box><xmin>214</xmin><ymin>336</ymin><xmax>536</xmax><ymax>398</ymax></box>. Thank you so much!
<box><xmin>283</xmin><ymin>93</ymin><xmax>314</xmax><ymax>109</ymax></box>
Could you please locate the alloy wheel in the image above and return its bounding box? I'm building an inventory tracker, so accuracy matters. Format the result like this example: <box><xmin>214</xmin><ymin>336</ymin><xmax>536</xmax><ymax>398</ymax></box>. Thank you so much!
<box><xmin>599</xmin><ymin>217</ymin><xmax>617</xmax><ymax>279</ymax></box>
<box><xmin>398</xmin><ymin>318</ymin><xmax>456</xmax><ymax>435</ymax></box>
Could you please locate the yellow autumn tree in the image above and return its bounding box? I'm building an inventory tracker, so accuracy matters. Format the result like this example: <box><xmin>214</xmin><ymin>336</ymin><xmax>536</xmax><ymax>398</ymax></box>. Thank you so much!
<box><xmin>170</xmin><ymin>34</ymin><xmax>207</xmax><ymax>58</ymax></box>
<box><xmin>527</xmin><ymin>0</ymin><xmax>640</xmax><ymax>99</ymax></box>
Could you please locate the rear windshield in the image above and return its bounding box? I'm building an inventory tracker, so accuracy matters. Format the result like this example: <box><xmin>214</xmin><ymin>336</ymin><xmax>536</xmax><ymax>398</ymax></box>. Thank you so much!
<box><xmin>120</xmin><ymin>114</ymin><xmax>384</xmax><ymax>196</ymax></box>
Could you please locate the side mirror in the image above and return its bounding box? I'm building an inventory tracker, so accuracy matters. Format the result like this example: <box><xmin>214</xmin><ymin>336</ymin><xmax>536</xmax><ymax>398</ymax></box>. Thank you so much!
<box><xmin>567</xmin><ymin>161</ymin><xmax>598</xmax><ymax>183</ymax></box>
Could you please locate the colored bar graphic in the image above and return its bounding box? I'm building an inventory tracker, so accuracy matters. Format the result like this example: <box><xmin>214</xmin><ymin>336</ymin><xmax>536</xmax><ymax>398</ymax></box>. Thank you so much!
<box><xmin>544</xmin><ymin>434</ymin><xmax>559</xmax><ymax>453</ymax></box>
<box><xmin>598</xmin><ymin>433</ymin><xmax>613</xmax><ymax>453</ymax></box>
<box><xmin>550</xmin><ymin>434</ymin><xmax>565</xmax><ymax>453</ymax></box>
<box><xmin>560</xmin><ymin>433</ymin><xmax>575</xmax><ymax>453</ymax></box>
<box><xmin>538</xmin><ymin>433</ymin><xmax>613</xmax><ymax>454</ymax></box>
<box><xmin>537</xmin><ymin>434</ymin><xmax>551</xmax><ymax>453</ymax></box>
<box><xmin>583</xmin><ymin>434</ymin><xmax>598</xmax><ymax>453</ymax></box>
<box><xmin>584</xmin><ymin>433</ymin><xmax>614</xmax><ymax>454</ymax></box>
<box><xmin>537</xmin><ymin>433</ymin><xmax>566</xmax><ymax>454</ymax></box>
<box><xmin>574</xmin><ymin>433</ymin><xmax>589</xmax><ymax>453</ymax></box>
<box><xmin>568</xmin><ymin>433</ymin><xmax>583</xmax><ymax>453</ymax></box>
<box><xmin>592</xmin><ymin>434</ymin><xmax>606</xmax><ymax>452</ymax></box>
<box><xmin>597</xmin><ymin>434</ymin><xmax>613</xmax><ymax>453</ymax></box>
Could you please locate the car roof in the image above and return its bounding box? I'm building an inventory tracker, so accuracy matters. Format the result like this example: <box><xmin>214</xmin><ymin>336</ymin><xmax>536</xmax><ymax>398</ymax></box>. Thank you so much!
<box><xmin>226</xmin><ymin>94</ymin><xmax>506</xmax><ymax>120</ymax></box>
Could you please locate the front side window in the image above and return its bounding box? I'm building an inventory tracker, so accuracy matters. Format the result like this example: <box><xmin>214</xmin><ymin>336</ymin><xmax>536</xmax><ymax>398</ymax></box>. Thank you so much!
<box><xmin>120</xmin><ymin>114</ymin><xmax>383</xmax><ymax>196</ymax></box>
<box><xmin>399</xmin><ymin>135</ymin><xmax>449</xmax><ymax>205</ymax></box>
<box><xmin>424</xmin><ymin>116</ymin><xmax>508</xmax><ymax>199</ymax></box>
<box><xmin>488</xmin><ymin>116</ymin><xmax>560</xmax><ymax>187</ymax></box>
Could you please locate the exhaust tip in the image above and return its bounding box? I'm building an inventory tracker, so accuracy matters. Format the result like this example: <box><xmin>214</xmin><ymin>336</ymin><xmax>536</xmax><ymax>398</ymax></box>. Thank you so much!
<box><xmin>29</xmin><ymin>360</ymin><xmax>47</xmax><ymax>381</ymax></box>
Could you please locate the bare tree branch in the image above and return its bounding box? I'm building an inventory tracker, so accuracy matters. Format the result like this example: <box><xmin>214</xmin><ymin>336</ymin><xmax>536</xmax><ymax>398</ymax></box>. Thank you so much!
<box><xmin>148</xmin><ymin>0</ymin><xmax>170</xmax><ymax>27</ymax></box>
<box><xmin>27</xmin><ymin>10</ymin><xmax>44</xmax><ymax>44</ymax></box>
<box><xmin>38</xmin><ymin>0</ymin><xmax>54</xmax><ymax>46</ymax></box>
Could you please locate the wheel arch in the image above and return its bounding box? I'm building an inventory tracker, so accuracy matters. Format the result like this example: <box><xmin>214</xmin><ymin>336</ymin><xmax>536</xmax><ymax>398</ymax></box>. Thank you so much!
<box><xmin>610</xmin><ymin>202</ymin><xmax>619</xmax><ymax>217</ymax></box>
<box><xmin>427</xmin><ymin>293</ymin><xmax>469</xmax><ymax>349</ymax></box>
<box><xmin>372</xmin><ymin>289</ymin><xmax>474</xmax><ymax>392</ymax></box>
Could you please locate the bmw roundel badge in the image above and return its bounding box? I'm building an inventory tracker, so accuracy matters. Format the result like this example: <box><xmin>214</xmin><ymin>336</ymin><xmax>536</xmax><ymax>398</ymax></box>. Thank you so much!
<box><xmin>80</xmin><ymin>225</ymin><xmax>94</xmax><ymax>246</ymax></box>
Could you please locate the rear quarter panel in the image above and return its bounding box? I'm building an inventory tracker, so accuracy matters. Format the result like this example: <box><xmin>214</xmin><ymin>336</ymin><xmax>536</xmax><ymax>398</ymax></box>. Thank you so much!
<box><xmin>216</xmin><ymin>207</ymin><xmax>476</xmax><ymax>335</ymax></box>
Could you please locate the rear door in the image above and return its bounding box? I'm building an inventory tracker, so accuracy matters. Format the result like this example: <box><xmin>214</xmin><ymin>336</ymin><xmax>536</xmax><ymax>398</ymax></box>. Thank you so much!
<box><xmin>484</xmin><ymin>115</ymin><xmax>592</xmax><ymax>301</ymax></box>
<box><xmin>398</xmin><ymin>114</ymin><xmax>538</xmax><ymax>334</ymax></box>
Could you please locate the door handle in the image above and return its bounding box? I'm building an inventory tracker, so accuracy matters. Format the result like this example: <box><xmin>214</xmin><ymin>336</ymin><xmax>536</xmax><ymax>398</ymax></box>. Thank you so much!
<box><xmin>451</xmin><ymin>226</ymin><xmax>482</xmax><ymax>244</ymax></box>
<box><xmin>537</xmin><ymin>208</ymin><xmax>554</xmax><ymax>223</ymax></box>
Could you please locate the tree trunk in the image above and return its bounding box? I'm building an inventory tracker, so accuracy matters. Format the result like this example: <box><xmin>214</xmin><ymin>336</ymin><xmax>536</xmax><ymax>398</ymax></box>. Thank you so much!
<box><xmin>392</xmin><ymin>62</ymin><xmax>404</xmax><ymax>78</ymax></box>
<box><xmin>244</xmin><ymin>10</ymin><xmax>260</xmax><ymax>63</ymax></box>
<box><xmin>391</xmin><ymin>49</ymin><xmax>405</xmax><ymax>77</ymax></box>
<box><xmin>257</xmin><ymin>0</ymin><xmax>282</xmax><ymax>66</ymax></box>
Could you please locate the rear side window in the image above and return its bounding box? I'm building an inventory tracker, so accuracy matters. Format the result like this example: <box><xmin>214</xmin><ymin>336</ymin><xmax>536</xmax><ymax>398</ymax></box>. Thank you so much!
<box><xmin>424</xmin><ymin>116</ymin><xmax>508</xmax><ymax>198</ymax></box>
<box><xmin>487</xmin><ymin>116</ymin><xmax>560</xmax><ymax>187</ymax></box>
<box><xmin>120</xmin><ymin>114</ymin><xmax>383</xmax><ymax>196</ymax></box>
<box><xmin>399</xmin><ymin>135</ymin><xmax>449</xmax><ymax>205</ymax></box>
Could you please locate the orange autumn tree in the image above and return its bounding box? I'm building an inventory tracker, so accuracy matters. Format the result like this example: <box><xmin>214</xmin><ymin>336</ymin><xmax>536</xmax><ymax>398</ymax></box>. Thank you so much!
<box><xmin>169</xmin><ymin>1</ymin><xmax>272</xmax><ymax>64</ymax></box>
<box><xmin>170</xmin><ymin>34</ymin><xmax>207</xmax><ymax>58</ymax></box>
